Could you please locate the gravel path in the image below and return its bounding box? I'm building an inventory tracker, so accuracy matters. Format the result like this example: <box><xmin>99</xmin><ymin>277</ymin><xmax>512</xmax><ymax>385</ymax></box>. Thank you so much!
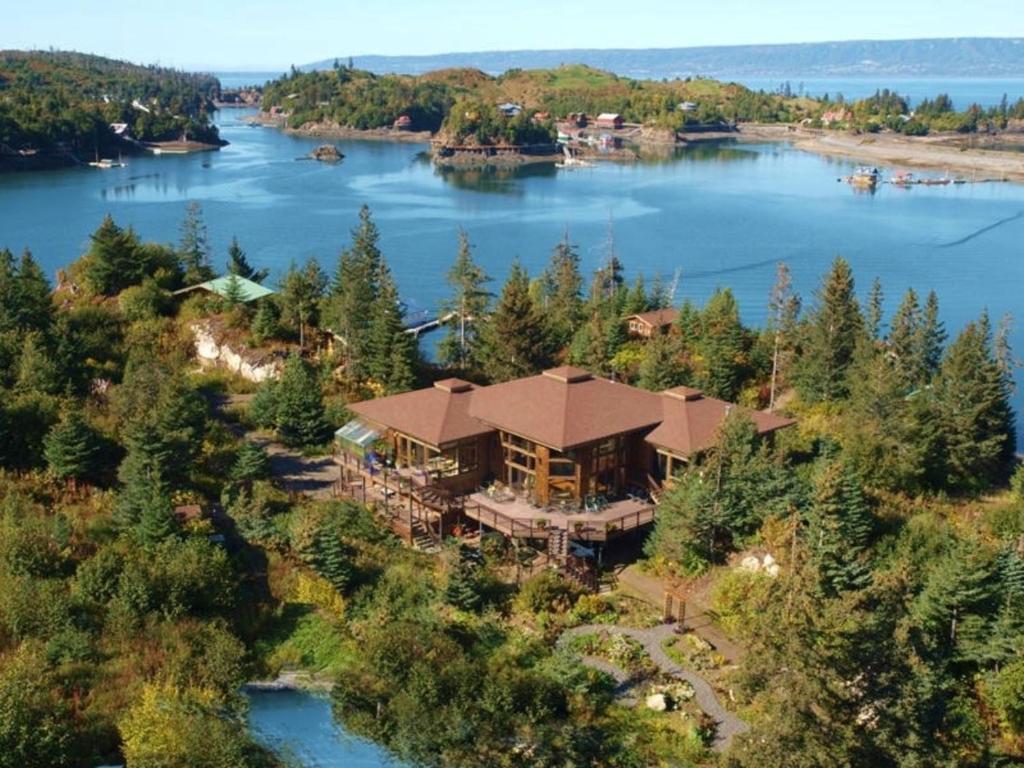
<box><xmin>558</xmin><ymin>623</ymin><xmax>749</xmax><ymax>751</ymax></box>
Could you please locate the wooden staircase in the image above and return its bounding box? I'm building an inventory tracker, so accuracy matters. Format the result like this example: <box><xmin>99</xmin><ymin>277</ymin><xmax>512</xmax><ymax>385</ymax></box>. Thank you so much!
<box><xmin>411</xmin><ymin>520</ymin><xmax>440</xmax><ymax>554</ymax></box>
<box><xmin>548</xmin><ymin>527</ymin><xmax>569</xmax><ymax>559</ymax></box>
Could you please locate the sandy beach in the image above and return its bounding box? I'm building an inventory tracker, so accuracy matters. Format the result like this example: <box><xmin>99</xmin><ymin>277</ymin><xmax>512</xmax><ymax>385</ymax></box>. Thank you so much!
<box><xmin>738</xmin><ymin>124</ymin><xmax>1024</xmax><ymax>181</ymax></box>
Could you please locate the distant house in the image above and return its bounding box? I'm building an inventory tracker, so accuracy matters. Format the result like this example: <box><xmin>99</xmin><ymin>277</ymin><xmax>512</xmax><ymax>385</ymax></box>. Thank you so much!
<box><xmin>821</xmin><ymin>109</ymin><xmax>853</xmax><ymax>126</ymax></box>
<box><xmin>595</xmin><ymin>113</ymin><xmax>624</xmax><ymax>129</ymax></box>
<box><xmin>393</xmin><ymin>114</ymin><xmax>414</xmax><ymax>130</ymax></box>
<box><xmin>626</xmin><ymin>308</ymin><xmax>679</xmax><ymax>338</ymax></box>
<box><xmin>173</xmin><ymin>275</ymin><xmax>276</xmax><ymax>304</ymax></box>
<box><xmin>678</xmin><ymin>101</ymin><xmax>698</xmax><ymax>112</ymax></box>
<box><xmin>533</xmin><ymin>111</ymin><xmax>551</xmax><ymax>121</ymax></box>
<box><xmin>567</xmin><ymin>112</ymin><xmax>588</xmax><ymax>127</ymax></box>
<box><xmin>109</xmin><ymin>122</ymin><xmax>130</xmax><ymax>137</ymax></box>
<box><xmin>498</xmin><ymin>102</ymin><xmax>523</xmax><ymax>117</ymax></box>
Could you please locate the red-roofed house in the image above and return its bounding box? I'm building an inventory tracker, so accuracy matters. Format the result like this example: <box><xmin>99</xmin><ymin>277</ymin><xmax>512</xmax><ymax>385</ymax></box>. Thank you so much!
<box><xmin>335</xmin><ymin>367</ymin><xmax>795</xmax><ymax>548</ymax></box>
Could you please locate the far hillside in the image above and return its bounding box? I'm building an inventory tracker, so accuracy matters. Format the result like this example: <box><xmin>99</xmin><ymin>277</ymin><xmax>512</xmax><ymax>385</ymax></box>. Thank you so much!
<box><xmin>0</xmin><ymin>50</ymin><xmax>222</xmax><ymax>164</ymax></box>
<box><xmin>261</xmin><ymin>63</ymin><xmax>812</xmax><ymax>134</ymax></box>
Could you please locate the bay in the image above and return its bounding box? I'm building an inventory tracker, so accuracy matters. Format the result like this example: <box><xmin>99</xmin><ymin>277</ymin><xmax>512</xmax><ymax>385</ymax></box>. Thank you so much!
<box><xmin>0</xmin><ymin>107</ymin><xmax>1021</xmax><ymax>442</ymax></box>
<box><xmin>246</xmin><ymin>689</ymin><xmax>401</xmax><ymax>767</ymax></box>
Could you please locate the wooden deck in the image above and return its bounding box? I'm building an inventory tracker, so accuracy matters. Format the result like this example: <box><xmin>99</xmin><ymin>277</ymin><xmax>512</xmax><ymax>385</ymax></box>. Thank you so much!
<box><xmin>464</xmin><ymin>493</ymin><xmax>655</xmax><ymax>543</ymax></box>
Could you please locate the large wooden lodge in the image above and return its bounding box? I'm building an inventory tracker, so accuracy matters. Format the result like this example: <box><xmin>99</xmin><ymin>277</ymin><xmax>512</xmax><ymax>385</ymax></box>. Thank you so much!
<box><xmin>334</xmin><ymin>366</ymin><xmax>794</xmax><ymax>558</ymax></box>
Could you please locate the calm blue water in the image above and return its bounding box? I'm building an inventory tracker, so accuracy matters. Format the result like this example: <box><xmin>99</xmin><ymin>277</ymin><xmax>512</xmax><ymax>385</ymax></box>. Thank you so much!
<box><xmin>0</xmin><ymin>107</ymin><xmax>1021</xmax><ymax>441</ymax></box>
<box><xmin>247</xmin><ymin>690</ymin><xmax>400</xmax><ymax>767</ymax></box>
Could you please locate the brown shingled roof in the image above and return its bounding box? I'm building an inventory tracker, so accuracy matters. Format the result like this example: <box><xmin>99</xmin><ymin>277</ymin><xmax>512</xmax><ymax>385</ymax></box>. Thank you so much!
<box><xmin>645</xmin><ymin>387</ymin><xmax>796</xmax><ymax>458</ymax></box>
<box><xmin>468</xmin><ymin>367</ymin><xmax>664</xmax><ymax>450</ymax></box>
<box><xmin>627</xmin><ymin>308</ymin><xmax>679</xmax><ymax>328</ymax></box>
<box><xmin>348</xmin><ymin>379</ymin><xmax>492</xmax><ymax>447</ymax></box>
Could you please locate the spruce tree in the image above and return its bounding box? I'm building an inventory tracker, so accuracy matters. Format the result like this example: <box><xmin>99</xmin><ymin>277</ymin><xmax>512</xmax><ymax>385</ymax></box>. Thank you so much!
<box><xmin>322</xmin><ymin>205</ymin><xmax>382</xmax><ymax>379</ymax></box>
<box><xmin>638</xmin><ymin>329</ymin><xmax>686</xmax><ymax>392</ymax></box>
<box><xmin>438</xmin><ymin>229</ymin><xmax>491</xmax><ymax>371</ymax></box>
<box><xmin>275</xmin><ymin>354</ymin><xmax>330</xmax><ymax>448</ymax></box>
<box><xmin>366</xmin><ymin>262</ymin><xmax>416</xmax><ymax>392</ymax></box>
<box><xmin>479</xmin><ymin>260</ymin><xmax>550</xmax><ymax>382</ymax></box>
<box><xmin>0</xmin><ymin>248</ymin><xmax>16</xmax><ymax>334</ymax></box>
<box><xmin>312</xmin><ymin>518</ymin><xmax>353</xmax><ymax>593</ymax></box>
<box><xmin>44</xmin><ymin>409</ymin><xmax>101</xmax><ymax>486</ymax></box>
<box><xmin>806</xmin><ymin>459</ymin><xmax>874</xmax><ymax>595</ymax></box>
<box><xmin>934</xmin><ymin>314</ymin><xmax>1015</xmax><ymax>492</ymax></box>
<box><xmin>918</xmin><ymin>290</ymin><xmax>946</xmax><ymax>380</ymax></box>
<box><xmin>888</xmin><ymin>288</ymin><xmax>923</xmax><ymax>389</ymax></box>
<box><xmin>445</xmin><ymin>545</ymin><xmax>484</xmax><ymax>612</ymax></box>
<box><xmin>624</xmin><ymin>275</ymin><xmax>649</xmax><ymax>315</ymax></box>
<box><xmin>697</xmin><ymin>288</ymin><xmax>746</xmax><ymax>401</ymax></box>
<box><xmin>115</xmin><ymin>423</ymin><xmax>171</xmax><ymax>532</ymax></box>
<box><xmin>866</xmin><ymin>277</ymin><xmax>884</xmax><ymax>341</ymax></box>
<box><xmin>178</xmin><ymin>202</ymin><xmax>214</xmax><ymax>285</ymax></box>
<box><xmin>84</xmin><ymin>215</ymin><xmax>144</xmax><ymax>295</ymax></box>
<box><xmin>540</xmin><ymin>233</ymin><xmax>584</xmax><ymax>350</ymax></box>
<box><xmin>135</xmin><ymin>487</ymin><xmax>178</xmax><ymax>550</ymax></box>
<box><xmin>222</xmin><ymin>274</ymin><xmax>246</xmax><ymax>307</ymax></box>
<box><xmin>225</xmin><ymin>236</ymin><xmax>268</xmax><ymax>283</ymax></box>
<box><xmin>250</xmin><ymin>299</ymin><xmax>281</xmax><ymax>345</ymax></box>
<box><xmin>794</xmin><ymin>257</ymin><xmax>864</xmax><ymax>403</ymax></box>
<box><xmin>278</xmin><ymin>259</ymin><xmax>327</xmax><ymax>349</ymax></box>
<box><xmin>232</xmin><ymin>441</ymin><xmax>272</xmax><ymax>485</ymax></box>
<box><xmin>12</xmin><ymin>250</ymin><xmax>52</xmax><ymax>334</ymax></box>
<box><xmin>768</xmin><ymin>262</ymin><xmax>801</xmax><ymax>411</ymax></box>
<box><xmin>15</xmin><ymin>332</ymin><xmax>60</xmax><ymax>395</ymax></box>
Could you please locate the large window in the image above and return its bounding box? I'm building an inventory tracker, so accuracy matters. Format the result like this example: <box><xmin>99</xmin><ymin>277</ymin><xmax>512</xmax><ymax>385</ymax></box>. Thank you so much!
<box><xmin>500</xmin><ymin>431</ymin><xmax>537</xmax><ymax>494</ymax></box>
<box><xmin>548</xmin><ymin>449</ymin><xmax>578</xmax><ymax>501</ymax></box>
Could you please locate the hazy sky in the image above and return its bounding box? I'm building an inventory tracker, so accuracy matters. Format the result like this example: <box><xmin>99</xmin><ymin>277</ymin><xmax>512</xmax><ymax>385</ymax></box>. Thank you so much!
<box><xmin>6</xmin><ymin>0</ymin><xmax>1023</xmax><ymax>71</ymax></box>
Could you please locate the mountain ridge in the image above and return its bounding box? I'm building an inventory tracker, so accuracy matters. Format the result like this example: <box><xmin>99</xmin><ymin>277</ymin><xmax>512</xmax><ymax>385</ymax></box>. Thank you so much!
<box><xmin>305</xmin><ymin>38</ymin><xmax>1024</xmax><ymax>79</ymax></box>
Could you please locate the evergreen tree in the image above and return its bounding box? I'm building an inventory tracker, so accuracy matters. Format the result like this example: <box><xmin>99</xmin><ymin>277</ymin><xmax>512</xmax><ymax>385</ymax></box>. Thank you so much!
<box><xmin>0</xmin><ymin>248</ymin><xmax>15</xmax><ymax>334</ymax></box>
<box><xmin>624</xmin><ymin>275</ymin><xmax>649</xmax><ymax>315</ymax></box>
<box><xmin>178</xmin><ymin>202</ymin><xmax>214</xmax><ymax>285</ymax></box>
<box><xmin>437</xmin><ymin>229</ymin><xmax>491</xmax><ymax>370</ymax></box>
<box><xmin>768</xmin><ymin>262</ymin><xmax>801</xmax><ymax>411</ymax></box>
<box><xmin>312</xmin><ymin>517</ymin><xmax>354</xmax><ymax>593</ymax></box>
<box><xmin>15</xmin><ymin>332</ymin><xmax>60</xmax><ymax>395</ymax></box>
<box><xmin>249</xmin><ymin>299</ymin><xmax>281</xmax><ymax>345</ymax></box>
<box><xmin>806</xmin><ymin>459</ymin><xmax>874</xmax><ymax>595</ymax></box>
<box><xmin>540</xmin><ymin>232</ymin><xmax>584</xmax><ymax>350</ymax></box>
<box><xmin>322</xmin><ymin>205</ymin><xmax>383</xmax><ymax>379</ymax></box>
<box><xmin>445</xmin><ymin>546</ymin><xmax>485</xmax><ymax>612</ymax></box>
<box><xmin>275</xmin><ymin>354</ymin><xmax>330</xmax><ymax>448</ymax></box>
<box><xmin>366</xmin><ymin>262</ymin><xmax>417</xmax><ymax>392</ymax></box>
<box><xmin>866</xmin><ymin>277</ymin><xmax>884</xmax><ymax>341</ymax></box>
<box><xmin>225</xmin><ymin>236</ymin><xmax>268</xmax><ymax>283</ymax></box>
<box><xmin>115</xmin><ymin>422</ymin><xmax>171</xmax><ymax>532</ymax></box>
<box><xmin>795</xmin><ymin>257</ymin><xmax>864</xmax><ymax>403</ymax></box>
<box><xmin>84</xmin><ymin>215</ymin><xmax>144</xmax><ymax>295</ymax></box>
<box><xmin>637</xmin><ymin>329</ymin><xmax>686</xmax><ymax>392</ymax></box>
<box><xmin>934</xmin><ymin>314</ymin><xmax>1015</xmax><ymax>492</ymax></box>
<box><xmin>479</xmin><ymin>261</ymin><xmax>550</xmax><ymax>382</ymax></box>
<box><xmin>12</xmin><ymin>250</ymin><xmax>52</xmax><ymax>334</ymax></box>
<box><xmin>918</xmin><ymin>290</ymin><xmax>946</xmax><ymax>380</ymax></box>
<box><xmin>231</xmin><ymin>441</ymin><xmax>272</xmax><ymax>485</ymax></box>
<box><xmin>221</xmin><ymin>273</ymin><xmax>246</xmax><ymax>307</ymax></box>
<box><xmin>697</xmin><ymin>288</ymin><xmax>746</xmax><ymax>401</ymax></box>
<box><xmin>888</xmin><ymin>288</ymin><xmax>923</xmax><ymax>389</ymax></box>
<box><xmin>154</xmin><ymin>377</ymin><xmax>207</xmax><ymax>487</ymax></box>
<box><xmin>135</xmin><ymin>486</ymin><xmax>178</xmax><ymax>550</ymax></box>
<box><xmin>43</xmin><ymin>408</ymin><xmax>101</xmax><ymax>485</ymax></box>
<box><xmin>278</xmin><ymin>258</ymin><xmax>326</xmax><ymax>349</ymax></box>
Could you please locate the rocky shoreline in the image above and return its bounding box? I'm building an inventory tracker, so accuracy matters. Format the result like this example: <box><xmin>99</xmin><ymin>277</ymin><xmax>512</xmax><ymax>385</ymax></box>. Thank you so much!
<box><xmin>737</xmin><ymin>123</ymin><xmax>1024</xmax><ymax>181</ymax></box>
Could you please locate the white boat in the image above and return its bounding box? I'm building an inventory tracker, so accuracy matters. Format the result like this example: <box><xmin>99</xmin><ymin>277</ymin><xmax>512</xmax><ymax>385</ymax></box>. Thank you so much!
<box><xmin>88</xmin><ymin>158</ymin><xmax>126</xmax><ymax>169</ymax></box>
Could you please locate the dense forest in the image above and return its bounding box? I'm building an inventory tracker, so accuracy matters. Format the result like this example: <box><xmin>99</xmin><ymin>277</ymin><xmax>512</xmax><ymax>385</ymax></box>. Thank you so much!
<box><xmin>0</xmin><ymin>50</ymin><xmax>222</xmax><ymax>159</ymax></box>
<box><xmin>0</xmin><ymin>204</ymin><xmax>1021</xmax><ymax>766</ymax></box>
<box><xmin>810</xmin><ymin>86</ymin><xmax>1024</xmax><ymax>134</ymax></box>
<box><xmin>262</xmin><ymin>61</ymin><xmax>1024</xmax><ymax>139</ymax></box>
<box><xmin>261</xmin><ymin>63</ymin><xmax>812</xmax><ymax>134</ymax></box>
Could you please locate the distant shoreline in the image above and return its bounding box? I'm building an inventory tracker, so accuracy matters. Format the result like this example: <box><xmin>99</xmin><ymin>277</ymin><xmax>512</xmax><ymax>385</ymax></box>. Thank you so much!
<box><xmin>737</xmin><ymin>124</ymin><xmax>1024</xmax><ymax>181</ymax></box>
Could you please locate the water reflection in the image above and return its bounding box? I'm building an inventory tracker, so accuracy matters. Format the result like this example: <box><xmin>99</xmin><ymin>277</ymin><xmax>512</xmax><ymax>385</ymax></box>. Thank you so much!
<box><xmin>434</xmin><ymin>160</ymin><xmax>559</xmax><ymax>194</ymax></box>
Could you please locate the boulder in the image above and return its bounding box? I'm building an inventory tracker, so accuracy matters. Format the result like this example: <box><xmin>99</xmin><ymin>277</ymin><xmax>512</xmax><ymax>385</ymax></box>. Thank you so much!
<box><xmin>310</xmin><ymin>143</ymin><xmax>344</xmax><ymax>162</ymax></box>
<box><xmin>645</xmin><ymin>693</ymin><xmax>668</xmax><ymax>712</ymax></box>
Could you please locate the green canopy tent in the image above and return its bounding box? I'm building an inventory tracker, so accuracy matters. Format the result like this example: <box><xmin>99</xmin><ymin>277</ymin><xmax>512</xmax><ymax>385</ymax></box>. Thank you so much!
<box><xmin>335</xmin><ymin>419</ymin><xmax>380</xmax><ymax>458</ymax></box>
